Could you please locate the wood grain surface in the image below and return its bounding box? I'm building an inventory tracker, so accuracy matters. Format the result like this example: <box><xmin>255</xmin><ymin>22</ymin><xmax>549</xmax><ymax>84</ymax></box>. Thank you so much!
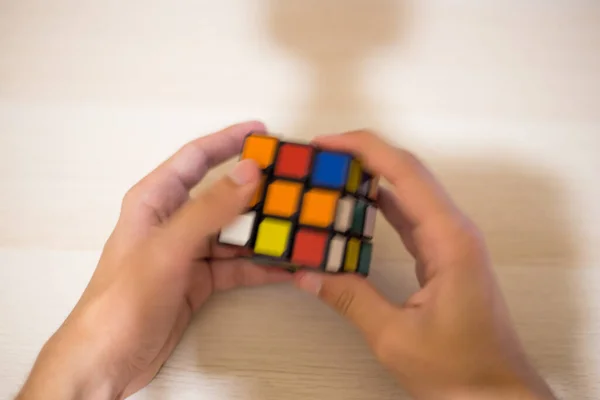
<box><xmin>1</xmin><ymin>1</ymin><xmax>599</xmax><ymax>399</ymax></box>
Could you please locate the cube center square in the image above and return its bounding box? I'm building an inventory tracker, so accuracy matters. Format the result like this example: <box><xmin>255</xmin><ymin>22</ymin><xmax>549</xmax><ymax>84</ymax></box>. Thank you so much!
<box><xmin>311</xmin><ymin>151</ymin><xmax>351</xmax><ymax>189</ymax></box>
<box><xmin>263</xmin><ymin>180</ymin><xmax>302</xmax><ymax>218</ymax></box>
<box><xmin>217</xmin><ymin>133</ymin><xmax>379</xmax><ymax>276</ymax></box>
<box><xmin>299</xmin><ymin>189</ymin><xmax>339</xmax><ymax>228</ymax></box>
<box><xmin>275</xmin><ymin>143</ymin><xmax>313</xmax><ymax>180</ymax></box>
<box><xmin>254</xmin><ymin>218</ymin><xmax>292</xmax><ymax>257</ymax></box>
<box><xmin>241</xmin><ymin>134</ymin><xmax>279</xmax><ymax>169</ymax></box>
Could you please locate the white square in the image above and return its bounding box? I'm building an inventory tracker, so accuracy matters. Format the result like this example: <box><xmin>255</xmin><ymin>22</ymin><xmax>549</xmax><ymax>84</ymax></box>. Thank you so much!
<box><xmin>363</xmin><ymin>206</ymin><xmax>376</xmax><ymax>238</ymax></box>
<box><xmin>219</xmin><ymin>212</ymin><xmax>256</xmax><ymax>246</ymax></box>
<box><xmin>334</xmin><ymin>196</ymin><xmax>355</xmax><ymax>232</ymax></box>
<box><xmin>326</xmin><ymin>235</ymin><xmax>346</xmax><ymax>272</ymax></box>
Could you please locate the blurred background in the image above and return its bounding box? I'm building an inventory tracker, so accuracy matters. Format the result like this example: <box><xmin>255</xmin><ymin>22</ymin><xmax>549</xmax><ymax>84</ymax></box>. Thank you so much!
<box><xmin>1</xmin><ymin>1</ymin><xmax>599</xmax><ymax>399</ymax></box>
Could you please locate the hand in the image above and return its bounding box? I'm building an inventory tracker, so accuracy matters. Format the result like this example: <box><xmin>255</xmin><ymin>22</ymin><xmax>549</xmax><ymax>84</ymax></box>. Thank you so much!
<box><xmin>295</xmin><ymin>131</ymin><xmax>556</xmax><ymax>400</ymax></box>
<box><xmin>17</xmin><ymin>121</ymin><xmax>292</xmax><ymax>400</ymax></box>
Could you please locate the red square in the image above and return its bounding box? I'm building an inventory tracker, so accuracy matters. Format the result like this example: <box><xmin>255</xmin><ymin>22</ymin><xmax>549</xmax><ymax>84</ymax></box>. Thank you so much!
<box><xmin>274</xmin><ymin>143</ymin><xmax>313</xmax><ymax>179</ymax></box>
<box><xmin>291</xmin><ymin>229</ymin><xmax>328</xmax><ymax>268</ymax></box>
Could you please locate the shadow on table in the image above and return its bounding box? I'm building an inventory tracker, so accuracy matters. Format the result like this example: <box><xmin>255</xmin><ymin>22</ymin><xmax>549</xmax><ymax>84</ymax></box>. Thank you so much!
<box><xmin>181</xmin><ymin>0</ymin><xmax>590</xmax><ymax>399</ymax></box>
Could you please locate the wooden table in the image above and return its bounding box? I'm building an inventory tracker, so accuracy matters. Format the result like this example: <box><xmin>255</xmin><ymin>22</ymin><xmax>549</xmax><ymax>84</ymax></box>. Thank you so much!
<box><xmin>1</xmin><ymin>1</ymin><xmax>599</xmax><ymax>399</ymax></box>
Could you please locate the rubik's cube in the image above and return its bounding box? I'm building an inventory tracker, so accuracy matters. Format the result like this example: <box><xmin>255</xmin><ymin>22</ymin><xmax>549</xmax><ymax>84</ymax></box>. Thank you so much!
<box><xmin>218</xmin><ymin>133</ymin><xmax>378</xmax><ymax>275</ymax></box>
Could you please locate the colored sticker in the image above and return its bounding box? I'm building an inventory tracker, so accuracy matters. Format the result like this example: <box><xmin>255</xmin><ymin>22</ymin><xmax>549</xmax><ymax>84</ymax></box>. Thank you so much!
<box><xmin>299</xmin><ymin>189</ymin><xmax>339</xmax><ymax>228</ymax></box>
<box><xmin>346</xmin><ymin>159</ymin><xmax>361</xmax><ymax>193</ymax></box>
<box><xmin>219</xmin><ymin>212</ymin><xmax>256</xmax><ymax>247</ymax></box>
<box><xmin>326</xmin><ymin>235</ymin><xmax>346</xmax><ymax>273</ymax></box>
<box><xmin>254</xmin><ymin>218</ymin><xmax>292</xmax><ymax>257</ymax></box>
<box><xmin>357</xmin><ymin>242</ymin><xmax>373</xmax><ymax>275</ymax></box>
<box><xmin>363</xmin><ymin>205</ymin><xmax>376</xmax><ymax>238</ymax></box>
<box><xmin>241</xmin><ymin>135</ymin><xmax>279</xmax><ymax>169</ymax></box>
<box><xmin>274</xmin><ymin>143</ymin><xmax>313</xmax><ymax>180</ymax></box>
<box><xmin>344</xmin><ymin>238</ymin><xmax>360</xmax><ymax>272</ymax></box>
<box><xmin>263</xmin><ymin>180</ymin><xmax>303</xmax><ymax>218</ymax></box>
<box><xmin>351</xmin><ymin>201</ymin><xmax>367</xmax><ymax>235</ymax></box>
<box><xmin>291</xmin><ymin>229</ymin><xmax>328</xmax><ymax>268</ymax></box>
<box><xmin>311</xmin><ymin>151</ymin><xmax>351</xmax><ymax>189</ymax></box>
<box><xmin>334</xmin><ymin>196</ymin><xmax>355</xmax><ymax>232</ymax></box>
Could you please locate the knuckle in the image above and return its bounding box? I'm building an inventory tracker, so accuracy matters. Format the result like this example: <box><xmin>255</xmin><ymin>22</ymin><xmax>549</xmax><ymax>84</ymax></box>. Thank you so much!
<box><xmin>386</xmin><ymin>148</ymin><xmax>425</xmax><ymax>185</ymax></box>
<box><xmin>181</xmin><ymin>141</ymin><xmax>209</xmax><ymax>169</ymax></box>
<box><xmin>396</xmin><ymin>148</ymin><xmax>423</xmax><ymax>170</ymax></box>
<box><xmin>122</xmin><ymin>184</ymin><xmax>143</xmax><ymax>209</ymax></box>
<box><xmin>331</xmin><ymin>289</ymin><xmax>356</xmax><ymax>317</ymax></box>
<box><xmin>151</xmin><ymin>236</ymin><xmax>187</xmax><ymax>272</ymax></box>
<box><xmin>443</xmin><ymin>217</ymin><xmax>489</xmax><ymax>265</ymax></box>
<box><xmin>180</xmin><ymin>141</ymin><xmax>201</xmax><ymax>158</ymax></box>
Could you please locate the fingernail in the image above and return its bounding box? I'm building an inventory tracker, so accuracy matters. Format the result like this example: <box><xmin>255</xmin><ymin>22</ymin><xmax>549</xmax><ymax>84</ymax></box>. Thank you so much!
<box><xmin>228</xmin><ymin>159</ymin><xmax>258</xmax><ymax>185</ymax></box>
<box><xmin>297</xmin><ymin>272</ymin><xmax>323</xmax><ymax>295</ymax></box>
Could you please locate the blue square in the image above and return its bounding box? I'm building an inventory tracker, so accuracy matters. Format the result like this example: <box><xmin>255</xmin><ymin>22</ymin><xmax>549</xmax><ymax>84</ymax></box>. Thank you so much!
<box><xmin>311</xmin><ymin>152</ymin><xmax>351</xmax><ymax>189</ymax></box>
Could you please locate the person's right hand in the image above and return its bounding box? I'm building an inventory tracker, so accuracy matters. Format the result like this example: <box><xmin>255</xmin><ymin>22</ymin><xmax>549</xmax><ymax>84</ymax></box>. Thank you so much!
<box><xmin>295</xmin><ymin>131</ymin><xmax>556</xmax><ymax>400</ymax></box>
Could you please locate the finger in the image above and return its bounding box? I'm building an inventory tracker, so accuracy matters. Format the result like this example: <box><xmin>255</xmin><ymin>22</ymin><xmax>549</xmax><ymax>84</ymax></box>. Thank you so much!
<box><xmin>210</xmin><ymin>259</ymin><xmax>293</xmax><ymax>292</ymax></box>
<box><xmin>163</xmin><ymin>159</ymin><xmax>261</xmax><ymax>257</ymax></box>
<box><xmin>378</xmin><ymin>187</ymin><xmax>418</xmax><ymax>258</ymax></box>
<box><xmin>183</xmin><ymin>259</ymin><xmax>292</xmax><ymax>313</ymax></box>
<box><xmin>377</xmin><ymin>187</ymin><xmax>431</xmax><ymax>285</ymax></box>
<box><xmin>295</xmin><ymin>272</ymin><xmax>396</xmax><ymax>341</ymax></box>
<box><xmin>209</xmin><ymin>236</ymin><xmax>254</xmax><ymax>259</ymax></box>
<box><xmin>122</xmin><ymin>120</ymin><xmax>265</xmax><ymax>224</ymax></box>
<box><xmin>313</xmin><ymin>130</ymin><xmax>462</xmax><ymax>228</ymax></box>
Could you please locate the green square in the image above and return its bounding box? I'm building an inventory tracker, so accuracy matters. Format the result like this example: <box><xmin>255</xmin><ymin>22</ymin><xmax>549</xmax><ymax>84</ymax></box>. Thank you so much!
<box><xmin>254</xmin><ymin>218</ymin><xmax>292</xmax><ymax>257</ymax></box>
<box><xmin>351</xmin><ymin>200</ymin><xmax>367</xmax><ymax>235</ymax></box>
<box><xmin>357</xmin><ymin>242</ymin><xmax>372</xmax><ymax>275</ymax></box>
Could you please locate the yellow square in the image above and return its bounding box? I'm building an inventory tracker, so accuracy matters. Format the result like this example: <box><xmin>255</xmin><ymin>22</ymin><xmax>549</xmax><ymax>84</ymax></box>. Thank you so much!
<box><xmin>344</xmin><ymin>238</ymin><xmax>360</xmax><ymax>272</ymax></box>
<box><xmin>241</xmin><ymin>135</ymin><xmax>279</xmax><ymax>169</ymax></box>
<box><xmin>254</xmin><ymin>218</ymin><xmax>292</xmax><ymax>257</ymax></box>
<box><xmin>263</xmin><ymin>180</ymin><xmax>303</xmax><ymax>217</ymax></box>
<box><xmin>346</xmin><ymin>160</ymin><xmax>361</xmax><ymax>193</ymax></box>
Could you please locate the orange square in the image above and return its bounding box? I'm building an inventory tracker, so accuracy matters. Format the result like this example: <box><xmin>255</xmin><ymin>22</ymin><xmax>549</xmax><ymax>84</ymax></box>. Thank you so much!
<box><xmin>241</xmin><ymin>134</ymin><xmax>279</xmax><ymax>169</ymax></box>
<box><xmin>249</xmin><ymin>175</ymin><xmax>267</xmax><ymax>208</ymax></box>
<box><xmin>263</xmin><ymin>180</ymin><xmax>303</xmax><ymax>218</ymax></box>
<box><xmin>299</xmin><ymin>189</ymin><xmax>339</xmax><ymax>228</ymax></box>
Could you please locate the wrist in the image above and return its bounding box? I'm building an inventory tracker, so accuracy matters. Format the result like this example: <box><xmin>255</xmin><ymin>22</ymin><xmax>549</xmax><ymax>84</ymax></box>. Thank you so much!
<box><xmin>17</xmin><ymin>321</ymin><xmax>120</xmax><ymax>400</ymax></box>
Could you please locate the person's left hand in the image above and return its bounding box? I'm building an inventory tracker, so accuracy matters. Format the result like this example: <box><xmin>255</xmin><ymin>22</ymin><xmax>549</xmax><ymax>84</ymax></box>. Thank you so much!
<box><xmin>17</xmin><ymin>121</ymin><xmax>292</xmax><ymax>400</ymax></box>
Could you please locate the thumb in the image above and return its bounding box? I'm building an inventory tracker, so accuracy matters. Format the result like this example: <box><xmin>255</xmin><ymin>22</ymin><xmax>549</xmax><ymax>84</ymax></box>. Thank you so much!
<box><xmin>295</xmin><ymin>272</ymin><xmax>396</xmax><ymax>341</ymax></box>
<box><xmin>165</xmin><ymin>159</ymin><xmax>260</xmax><ymax>254</ymax></box>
